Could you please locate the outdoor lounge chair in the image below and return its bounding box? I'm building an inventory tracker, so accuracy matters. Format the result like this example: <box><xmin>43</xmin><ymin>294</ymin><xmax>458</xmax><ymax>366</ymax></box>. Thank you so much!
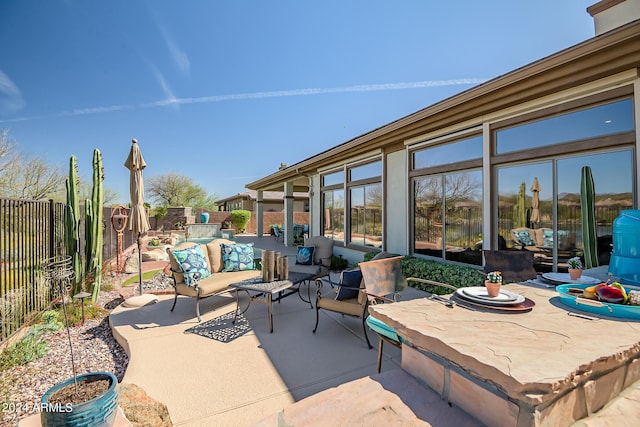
<box><xmin>312</xmin><ymin>253</ymin><xmax>405</xmax><ymax>361</ymax></box>
<box><xmin>289</xmin><ymin>235</ymin><xmax>334</xmax><ymax>285</ymax></box>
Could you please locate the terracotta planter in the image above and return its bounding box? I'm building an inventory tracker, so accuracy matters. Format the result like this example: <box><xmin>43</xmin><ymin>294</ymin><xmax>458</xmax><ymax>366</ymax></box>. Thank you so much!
<box><xmin>485</xmin><ymin>280</ymin><xmax>502</xmax><ymax>297</ymax></box>
<box><xmin>568</xmin><ymin>268</ymin><xmax>583</xmax><ymax>281</ymax></box>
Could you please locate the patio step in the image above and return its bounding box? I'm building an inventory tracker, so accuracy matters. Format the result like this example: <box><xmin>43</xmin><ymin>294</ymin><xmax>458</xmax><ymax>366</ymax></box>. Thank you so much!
<box><xmin>253</xmin><ymin>368</ymin><xmax>481</xmax><ymax>426</ymax></box>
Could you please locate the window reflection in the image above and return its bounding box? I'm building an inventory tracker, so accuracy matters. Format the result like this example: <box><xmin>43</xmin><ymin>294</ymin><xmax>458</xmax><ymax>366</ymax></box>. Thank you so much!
<box><xmin>413</xmin><ymin>135</ymin><xmax>482</xmax><ymax>170</ymax></box>
<box><xmin>497</xmin><ymin>150</ymin><xmax>633</xmax><ymax>271</ymax></box>
<box><xmin>413</xmin><ymin>170</ymin><xmax>483</xmax><ymax>265</ymax></box>
<box><xmin>496</xmin><ymin>98</ymin><xmax>633</xmax><ymax>154</ymax></box>
<box><xmin>350</xmin><ymin>161</ymin><xmax>381</xmax><ymax>181</ymax></box>
<box><xmin>350</xmin><ymin>184</ymin><xmax>382</xmax><ymax>248</ymax></box>
<box><xmin>323</xmin><ymin>190</ymin><xmax>344</xmax><ymax>242</ymax></box>
<box><xmin>322</xmin><ymin>171</ymin><xmax>344</xmax><ymax>187</ymax></box>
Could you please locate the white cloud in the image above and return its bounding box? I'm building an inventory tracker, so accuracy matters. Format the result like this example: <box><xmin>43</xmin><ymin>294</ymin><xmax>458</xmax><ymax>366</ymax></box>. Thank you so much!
<box><xmin>0</xmin><ymin>78</ymin><xmax>488</xmax><ymax>123</ymax></box>
<box><xmin>0</xmin><ymin>70</ymin><xmax>26</xmax><ymax>114</ymax></box>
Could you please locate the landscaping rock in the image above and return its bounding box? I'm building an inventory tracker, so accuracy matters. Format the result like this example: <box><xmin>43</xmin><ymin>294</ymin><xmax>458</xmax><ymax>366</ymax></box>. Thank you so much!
<box><xmin>141</xmin><ymin>248</ymin><xmax>168</xmax><ymax>262</ymax></box>
<box><xmin>124</xmin><ymin>253</ymin><xmax>139</xmax><ymax>273</ymax></box>
<box><xmin>119</xmin><ymin>383</ymin><xmax>172</xmax><ymax>427</ymax></box>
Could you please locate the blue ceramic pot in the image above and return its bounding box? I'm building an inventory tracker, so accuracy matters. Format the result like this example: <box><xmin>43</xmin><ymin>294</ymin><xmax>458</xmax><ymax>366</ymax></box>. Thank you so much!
<box><xmin>41</xmin><ymin>371</ymin><xmax>118</xmax><ymax>427</ymax></box>
<box><xmin>200</xmin><ymin>212</ymin><xmax>210</xmax><ymax>224</ymax></box>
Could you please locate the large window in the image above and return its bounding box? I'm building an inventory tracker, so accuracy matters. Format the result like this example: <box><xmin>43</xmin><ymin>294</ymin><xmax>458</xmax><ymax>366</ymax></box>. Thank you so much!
<box><xmin>321</xmin><ymin>171</ymin><xmax>345</xmax><ymax>243</ymax></box>
<box><xmin>411</xmin><ymin>135</ymin><xmax>483</xmax><ymax>265</ymax></box>
<box><xmin>495</xmin><ymin>95</ymin><xmax>635</xmax><ymax>271</ymax></box>
<box><xmin>321</xmin><ymin>160</ymin><xmax>382</xmax><ymax>248</ymax></box>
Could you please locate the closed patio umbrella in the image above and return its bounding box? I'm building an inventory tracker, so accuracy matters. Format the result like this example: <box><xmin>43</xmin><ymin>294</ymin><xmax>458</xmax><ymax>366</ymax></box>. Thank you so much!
<box><xmin>530</xmin><ymin>177</ymin><xmax>541</xmax><ymax>227</ymax></box>
<box><xmin>125</xmin><ymin>139</ymin><xmax>150</xmax><ymax>295</ymax></box>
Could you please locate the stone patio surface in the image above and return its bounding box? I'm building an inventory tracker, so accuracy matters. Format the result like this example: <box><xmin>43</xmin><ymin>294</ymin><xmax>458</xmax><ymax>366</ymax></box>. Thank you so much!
<box><xmin>21</xmin><ymin>235</ymin><xmax>638</xmax><ymax>426</ymax></box>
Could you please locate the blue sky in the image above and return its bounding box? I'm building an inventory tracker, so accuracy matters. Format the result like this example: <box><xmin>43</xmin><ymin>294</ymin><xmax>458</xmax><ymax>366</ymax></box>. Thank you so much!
<box><xmin>0</xmin><ymin>0</ymin><xmax>596</xmax><ymax>205</ymax></box>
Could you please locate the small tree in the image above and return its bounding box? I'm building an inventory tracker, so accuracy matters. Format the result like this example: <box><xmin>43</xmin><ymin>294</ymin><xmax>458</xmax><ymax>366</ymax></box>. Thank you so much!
<box><xmin>230</xmin><ymin>210</ymin><xmax>251</xmax><ymax>233</ymax></box>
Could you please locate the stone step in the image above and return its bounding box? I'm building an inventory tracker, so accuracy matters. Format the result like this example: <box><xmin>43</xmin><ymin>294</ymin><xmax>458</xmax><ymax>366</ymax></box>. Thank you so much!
<box><xmin>253</xmin><ymin>368</ymin><xmax>481</xmax><ymax>426</ymax></box>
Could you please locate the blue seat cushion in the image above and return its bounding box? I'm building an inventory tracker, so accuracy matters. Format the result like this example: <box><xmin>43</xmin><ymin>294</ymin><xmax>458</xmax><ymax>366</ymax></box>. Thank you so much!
<box><xmin>366</xmin><ymin>315</ymin><xmax>400</xmax><ymax>343</ymax></box>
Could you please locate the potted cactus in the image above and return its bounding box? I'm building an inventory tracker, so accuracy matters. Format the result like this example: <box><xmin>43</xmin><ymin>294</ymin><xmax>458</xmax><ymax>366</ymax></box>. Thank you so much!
<box><xmin>567</xmin><ymin>257</ymin><xmax>583</xmax><ymax>281</ymax></box>
<box><xmin>485</xmin><ymin>271</ymin><xmax>503</xmax><ymax>297</ymax></box>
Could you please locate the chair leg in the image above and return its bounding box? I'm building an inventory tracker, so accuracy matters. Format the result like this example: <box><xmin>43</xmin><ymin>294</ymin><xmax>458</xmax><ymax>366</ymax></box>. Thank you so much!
<box><xmin>170</xmin><ymin>291</ymin><xmax>178</xmax><ymax>312</ymax></box>
<box><xmin>313</xmin><ymin>302</ymin><xmax>320</xmax><ymax>333</ymax></box>
<box><xmin>377</xmin><ymin>336</ymin><xmax>384</xmax><ymax>373</ymax></box>
<box><xmin>195</xmin><ymin>295</ymin><xmax>201</xmax><ymax>322</ymax></box>
<box><xmin>363</xmin><ymin>314</ymin><xmax>373</xmax><ymax>349</ymax></box>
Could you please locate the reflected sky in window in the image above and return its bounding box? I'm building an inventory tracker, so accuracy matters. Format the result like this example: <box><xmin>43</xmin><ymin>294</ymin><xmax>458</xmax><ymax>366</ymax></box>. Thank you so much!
<box><xmin>496</xmin><ymin>99</ymin><xmax>633</xmax><ymax>154</ymax></box>
<box><xmin>413</xmin><ymin>135</ymin><xmax>482</xmax><ymax>169</ymax></box>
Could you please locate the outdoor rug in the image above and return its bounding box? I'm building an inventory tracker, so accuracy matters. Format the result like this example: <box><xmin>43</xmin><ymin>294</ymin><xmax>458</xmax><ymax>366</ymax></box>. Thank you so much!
<box><xmin>184</xmin><ymin>311</ymin><xmax>251</xmax><ymax>343</ymax></box>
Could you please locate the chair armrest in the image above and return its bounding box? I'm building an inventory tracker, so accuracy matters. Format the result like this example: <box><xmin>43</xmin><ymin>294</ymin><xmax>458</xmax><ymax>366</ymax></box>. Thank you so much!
<box><xmin>362</xmin><ymin>290</ymin><xmax>396</xmax><ymax>304</ymax></box>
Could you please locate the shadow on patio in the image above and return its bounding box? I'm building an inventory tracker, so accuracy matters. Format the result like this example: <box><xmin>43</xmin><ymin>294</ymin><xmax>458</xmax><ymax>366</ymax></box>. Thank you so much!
<box><xmin>108</xmin><ymin>235</ymin><xmax>429</xmax><ymax>426</ymax></box>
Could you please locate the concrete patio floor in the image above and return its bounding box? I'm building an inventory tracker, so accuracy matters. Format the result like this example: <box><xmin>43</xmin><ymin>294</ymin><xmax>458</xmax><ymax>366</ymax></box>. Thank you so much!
<box><xmin>109</xmin><ymin>235</ymin><xmax>428</xmax><ymax>426</ymax></box>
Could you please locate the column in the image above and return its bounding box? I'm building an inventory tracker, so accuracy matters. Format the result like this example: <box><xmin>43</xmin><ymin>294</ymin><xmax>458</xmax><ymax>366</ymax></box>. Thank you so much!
<box><xmin>256</xmin><ymin>190</ymin><xmax>264</xmax><ymax>236</ymax></box>
<box><xmin>284</xmin><ymin>182</ymin><xmax>294</xmax><ymax>246</ymax></box>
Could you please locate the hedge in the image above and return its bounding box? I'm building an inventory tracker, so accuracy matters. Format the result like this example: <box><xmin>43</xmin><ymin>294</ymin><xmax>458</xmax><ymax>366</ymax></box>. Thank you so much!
<box><xmin>363</xmin><ymin>251</ymin><xmax>484</xmax><ymax>294</ymax></box>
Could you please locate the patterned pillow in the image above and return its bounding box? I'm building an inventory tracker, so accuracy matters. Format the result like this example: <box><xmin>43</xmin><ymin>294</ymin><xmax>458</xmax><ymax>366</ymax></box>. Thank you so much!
<box><xmin>542</xmin><ymin>229</ymin><xmax>554</xmax><ymax>247</ymax></box>
<box><xmin>335</xmin><ymin>269</ymin><xmax>363</xmax><ymax>301</ymax></box>
<box><xmin>172</xmin><ymin>245</ymin><xmax>211</xmax><ymax>286</ymax></box>
<box><xmin>515</xmin><ymin>230</ymin><xmax>535</xmax><ymax>246</ymax></box>
<box><xmin>221</xmin><ymin>243</ymin><xmax>255</xmax><ymax>272</ymax></box>
<box><xmin>296</xmin><ymin>246</ymin><xmax>315</xmax><ymax>265</ymax></box>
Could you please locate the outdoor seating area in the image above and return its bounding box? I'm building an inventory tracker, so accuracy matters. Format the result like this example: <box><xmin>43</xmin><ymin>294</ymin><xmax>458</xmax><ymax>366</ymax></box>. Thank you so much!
<box><xmin>102</xmin><ymin>235</ymin><xmax>640</xmax><ymax>426</ymax></box>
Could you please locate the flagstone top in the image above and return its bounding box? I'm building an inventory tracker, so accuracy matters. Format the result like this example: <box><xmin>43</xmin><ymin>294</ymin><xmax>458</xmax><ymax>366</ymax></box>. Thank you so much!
<box><xmin>369</xmin><ymin>283</ymin><xmax>640</xmax><ymax>408</ymax></box>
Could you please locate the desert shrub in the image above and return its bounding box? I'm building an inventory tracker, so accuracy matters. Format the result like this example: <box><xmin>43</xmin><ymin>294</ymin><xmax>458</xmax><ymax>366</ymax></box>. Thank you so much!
<box><xmin>0</xmin><ymin>310</ymin><xmax>62</xmax><ymax>370</ymax></box>
<box><xmin>230</xmin><ymin>210</ymin><xmax>251</xmax><ymax>233</ymax></box>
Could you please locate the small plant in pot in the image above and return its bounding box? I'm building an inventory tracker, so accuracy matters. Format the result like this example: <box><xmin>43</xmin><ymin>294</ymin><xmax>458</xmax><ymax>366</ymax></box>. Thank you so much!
<box><xmin>567</xmin><ymin>257</ymin><xmax>583</xmax><ymax>281</ymax></box>
<box><xmin>40</xmin><ymin>256</ymin><xmax>118</xmax><ymax>427</ymax></box>
<box><xmin>485</xmin><ymin>271</ymin><xmax>503</xmax><ymax>297</ymax></box>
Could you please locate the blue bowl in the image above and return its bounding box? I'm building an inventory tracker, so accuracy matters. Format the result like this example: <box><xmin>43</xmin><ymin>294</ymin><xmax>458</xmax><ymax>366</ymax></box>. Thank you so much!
<box><xmin>556</xmin><ymin>283</ymin><xmax>640</xmax><ymax>321</ymax></box>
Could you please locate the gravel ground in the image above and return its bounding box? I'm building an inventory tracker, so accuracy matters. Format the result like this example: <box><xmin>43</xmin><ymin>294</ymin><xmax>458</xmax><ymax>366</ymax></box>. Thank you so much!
<box><xmin>0</xmin><ymin>290</ymin><xmax>128</xmax><ymax>427</ymax></box>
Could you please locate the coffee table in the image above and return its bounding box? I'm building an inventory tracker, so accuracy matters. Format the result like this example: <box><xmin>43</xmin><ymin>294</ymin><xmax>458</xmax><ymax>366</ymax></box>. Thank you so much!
<box><xmin>230</xmin><ymin>271</ymin><xmax>316</xmax><ymax>333</ymax></box>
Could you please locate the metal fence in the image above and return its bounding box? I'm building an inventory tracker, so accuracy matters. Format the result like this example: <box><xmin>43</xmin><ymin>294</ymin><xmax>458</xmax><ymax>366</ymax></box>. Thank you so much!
<box><xmin>0</xmin><ymin>199</ymin><xmax>141</xmax><ymax>343</ymax></box>
<box><xmin>1</xmin><ymin>198</ymin><xmax>65</xmax><ymax>342</ymax></box>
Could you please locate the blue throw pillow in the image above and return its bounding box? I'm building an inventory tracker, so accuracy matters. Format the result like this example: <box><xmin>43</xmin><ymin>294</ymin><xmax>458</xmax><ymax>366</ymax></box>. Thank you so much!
<box><xmin>336</xmin><ymin>269</ymin><xmax>363</xmax><ymax>301</ymax></box>
<box><xmin>296</xmin><ymin>246</ymin><xmax>315</xmax><ymax>265</ymax></box>
<box><xmin>221</xmin><ymin>243</ymin><xmax>255</xmax><ymax>272</ymax></box>
<box><xmin>515</xmin><ymin>230</ymin><xmax>535</xmax><ymax>246</ymax></box>
<box><xmin>172</xmin><ymin>245</ymin><xmax>211</xmax><ymax>286</ymax></box>
<box><xmin>542</xmin><ymin>229</ymin><xmax>554</xmax><ymax>247</ymax></box>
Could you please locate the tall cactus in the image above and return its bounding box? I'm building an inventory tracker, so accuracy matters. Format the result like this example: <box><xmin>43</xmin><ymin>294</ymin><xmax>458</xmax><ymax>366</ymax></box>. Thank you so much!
<box><xmin>64</xmin><ymin>156</ymin><xmax>82</xmax><ymax>294</ymax></box>
<box><xmin>581</xmin><ymin>166</ymin><xmax>599</xmax><ymax>269</ymax></box>
<box><xmin>84</xmin><ymin>149</ymin><xmax>104</xmax><ymax>302</ymax></box>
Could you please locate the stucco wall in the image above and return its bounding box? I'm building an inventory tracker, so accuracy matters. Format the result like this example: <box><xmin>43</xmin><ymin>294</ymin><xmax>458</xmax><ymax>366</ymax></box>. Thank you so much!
<box><xmin>385</xmin><ymin>150</ymin><xmax>408</xmax><ymax>255</ymax></box>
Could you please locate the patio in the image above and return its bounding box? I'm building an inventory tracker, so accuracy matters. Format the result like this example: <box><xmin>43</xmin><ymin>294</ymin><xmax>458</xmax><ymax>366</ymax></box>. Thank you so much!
<box><xmin>107</xmin><ymin>235</ymin><xmax>640</xmax><ymax>426</ymax></box>
<box><xmin>108</xmin><ymin>235</ymin><xmax>430</xmax><ymax>425</ymax></box>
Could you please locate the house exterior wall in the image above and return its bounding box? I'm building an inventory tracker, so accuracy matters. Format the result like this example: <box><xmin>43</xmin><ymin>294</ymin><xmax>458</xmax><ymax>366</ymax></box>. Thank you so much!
<box><xmin>385</xmin><ymin>149</ymin><xmax>409</xmax><ymax>255</ymax></box>
<box><xmin>589</xmin><ymin>0</ymin><xmax>640</xmax><ymax>35</ymax></box>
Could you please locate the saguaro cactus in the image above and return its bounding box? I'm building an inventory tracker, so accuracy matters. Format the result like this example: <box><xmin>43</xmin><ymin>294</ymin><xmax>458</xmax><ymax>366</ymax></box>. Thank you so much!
<box><xmin>84</xmin><ymin>149</ymin><xmax>104</xmax><ymax>302</ymax></box>
<box><xmin>581</xmin><ymin>166</ymin><xmax>599</xmax><ymax>269</ymax></box>
<box><xmin>64</xmin><ymin>156</ymin><xmax>82</xmax><ymax>294</ymax></box>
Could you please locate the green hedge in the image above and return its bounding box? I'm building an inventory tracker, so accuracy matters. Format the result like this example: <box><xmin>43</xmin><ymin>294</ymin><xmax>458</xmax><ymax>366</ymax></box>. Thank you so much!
<box><xmin>363</xmin><ymin>251</ymin><xmax>484</xmax><ymax>294</ymax></box>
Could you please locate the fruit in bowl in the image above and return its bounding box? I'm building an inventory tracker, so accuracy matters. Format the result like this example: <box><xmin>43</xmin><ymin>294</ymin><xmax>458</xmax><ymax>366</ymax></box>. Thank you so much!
<box><xmin>597</xmin><ymin>285</ymin><xmax>626</xmax><ymax>304</ymax></box>
<box><xmin>583</xmin><ymin>283</ymin><xmax>605</xmax><ymax>300</ymax></box>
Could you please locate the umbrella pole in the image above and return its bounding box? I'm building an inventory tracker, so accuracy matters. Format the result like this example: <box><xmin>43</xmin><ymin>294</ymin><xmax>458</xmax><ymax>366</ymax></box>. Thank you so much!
<box><xmin>138</xmin><ymin>233</ymin><xmax>144</xmax><ymax>295</ymax></box>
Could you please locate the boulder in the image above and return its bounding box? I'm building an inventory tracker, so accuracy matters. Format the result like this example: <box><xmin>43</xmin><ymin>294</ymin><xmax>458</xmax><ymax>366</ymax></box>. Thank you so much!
<box><xmin>118</xmin><ymin>383</ymin><xmax>172</xmax><ymax>427</ymax></box>
<box><xmin>141</xmin><ymin>248</ymin><xmax>169</xmax><ymax>262</ymax></box>
<box><xmin>124</xmin><ymin>253</ymin><xmax>139</xmax><ymax>274</ymax></box>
